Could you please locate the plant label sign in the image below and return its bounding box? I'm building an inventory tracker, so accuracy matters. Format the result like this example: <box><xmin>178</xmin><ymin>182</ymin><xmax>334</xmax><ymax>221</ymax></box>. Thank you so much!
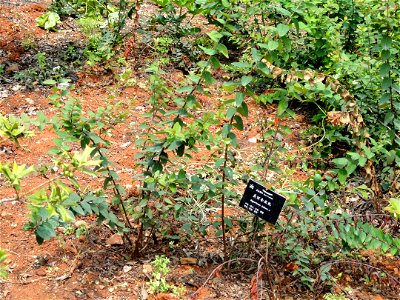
<box><xmin>239</xmin><ymin>179</ymin><xmax>286</xmax><ymax>225</ymax></box>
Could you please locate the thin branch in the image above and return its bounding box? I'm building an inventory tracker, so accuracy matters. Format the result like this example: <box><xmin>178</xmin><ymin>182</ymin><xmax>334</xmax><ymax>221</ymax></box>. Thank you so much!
<box><xmin>190</xmin><ymin>258</ymin><xmax>257</xmax><ymax>299</ymax></box>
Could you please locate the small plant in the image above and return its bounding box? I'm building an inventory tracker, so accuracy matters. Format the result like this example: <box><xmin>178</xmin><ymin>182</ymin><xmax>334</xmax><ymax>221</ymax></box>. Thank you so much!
<box><xmin>323</xmin><ymin>293</ymin><xmax>349</xmax><ymax>300</ymax></box>
<box><xmin>36</xmin><ymin>11</ymin><xmax>60</xmax><ymax>31</ymax></box>
<box><xmin>147</xmin><ymin>255</ymin><xmax>185</xmax><ymax>296</ymax></box>
<box><xmin>0</xmin><ymin>114</ymin><xmax>34</xmax><ymax>147</ymax></box>
<box><xmin>0</xmin><ymin>161</ymin><xmax>35</xmax><ymax>200</ymax></box>
<box><xmin>21</xmin><ymin>33</ymin><xmax>37</xmax><ymax>50</ymax></box>
<box><xmin>77</xmin><ymin>16</ymin><xmax>104</xmax><ymax>36</ymax></box>
<box><xmin>384</xmin><ymin>198</ymin><xmax>400</xmax><ymax>219</ymax></box>
<box><xmin>0</xmin><ymin>249</ymin><xmax>8</xmax><ymax>279</ymax></box>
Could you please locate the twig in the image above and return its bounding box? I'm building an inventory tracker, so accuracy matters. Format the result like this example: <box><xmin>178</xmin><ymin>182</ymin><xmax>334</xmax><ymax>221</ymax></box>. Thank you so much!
<box><xmin>190</xmin><ymin>258</ymin><xmax>257</xmax><ymax>299</ymax></box>
<box><xmin>0</xmin><ymin>175</ymin><xmax>62</xmax><ymax>204</ymax></box>
<box><xmin>321</xmin><ymin>260</ymin><xmax>400</xmax><ymax>285</ymax></box>
<box><xmin>0</xmin><ymin>197</ymin><xmax>18</xmax><ymax>204</ymax></box>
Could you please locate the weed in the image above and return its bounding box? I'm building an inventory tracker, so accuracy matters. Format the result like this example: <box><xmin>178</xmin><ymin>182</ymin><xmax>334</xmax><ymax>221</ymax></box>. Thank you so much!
<box><xmin>0</xmin><ymin>161</ymin><xmax>35</xmax><ymax>200</ymax></box>
<box><xmin>0</xmin><ymin>114</ymin><xmax>34</xmax><ymax>147</ymax></box>
<box><xmin>0</xmin><ymin>249</ymin><xmax>8</xmax><ymax>279</ymax></box>
<box><xmin>147</xmin><ymin>255</ymin><xmax>185</xmax><ymax>296</ymax></box>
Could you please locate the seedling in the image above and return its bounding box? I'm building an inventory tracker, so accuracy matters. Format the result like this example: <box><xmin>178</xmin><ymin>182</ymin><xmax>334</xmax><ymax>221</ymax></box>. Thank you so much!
<box><xmin>0</xmin><ymin>161</ymin><xmax>35</xmax><ymax>200</ymax></box>
<box><xmin>0</xmin><ymin>114</ymin><xmax>34</xmax><ymax>148</ymax></box>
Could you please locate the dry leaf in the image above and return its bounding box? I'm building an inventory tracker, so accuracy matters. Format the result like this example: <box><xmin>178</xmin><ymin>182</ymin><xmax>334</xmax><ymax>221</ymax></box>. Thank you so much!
<box><xmin>106</xmin><ymin>233</ymin><xmax>124</xmax><ymax>246</ymax></box>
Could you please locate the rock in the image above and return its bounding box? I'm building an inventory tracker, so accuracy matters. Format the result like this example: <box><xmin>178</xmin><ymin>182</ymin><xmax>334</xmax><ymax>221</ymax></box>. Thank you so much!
<box><xmin>11</xmin><ymin>84</ymin><xmax>22</xmax><ymax>92</ymax></box>
<box><xmin>180</xmin><ymin>257</ymin><xmax>198</xmax><ymax>265</ymax></box>
<box><xmin>25</xmin><ymin>97</ymin><xmax>34</xmax><ymax>105</ymax></box>
<box><xmin>5</xmin><ymin>63</ymin><xmax>19</xmax><ymax>74</ymax></box>
<box><xmin>106</xmin><ymin>233</ymin><xmax>124</xmax><ymax>246</ymax></box>
<box><xmin>36</xmin><ymin>268</ymin><xmax>47</xmax><ymax>276</ymax></box>
<box><xmin>142</xmin><ymin>263</ymin><xmax>153</xmax><ymax>275</ymax></box>
<box><xmin>57</xmin><ymin>82</ymin><xmax>71</xmax><ymax>89</ymax></box>
<box><xmin>0</xmin><ymin>90</ymin><xmax>9</xmax><ymax>98</ymax></box>
<box><xmin>120</xmin><ymin>141</ymin><xmax>131</xmax><ymax>149</ymax></box>
<box><xmin>155</xmin><ymin>293</ymin><xmax>178</xmax><ymax>300</ymax></box>
<box><xmin>140</xmin><ymin>286</ymin><xmax>148</xmax><ymax>300</ymax></box>
<box><xmin>74</xmin><ymin>220</ymin><xmax>88</xmax><ymax>228</ymax></box>
<box><xmin>123</xmin><ymin>265</ymin><xmax>132</xmax><ymax>273</ymax></box>
<box><xmin>248</xmin><ymin>137</ymin><xmax>258</xmax><ymax>143</ymax></box>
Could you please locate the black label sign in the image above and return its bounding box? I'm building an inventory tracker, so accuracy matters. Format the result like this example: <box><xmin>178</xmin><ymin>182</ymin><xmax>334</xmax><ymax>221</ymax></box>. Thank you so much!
<box><xmin>239</xmin><ymin>179</ymin><xmax>286</xmax><ymax>225</ymax></box>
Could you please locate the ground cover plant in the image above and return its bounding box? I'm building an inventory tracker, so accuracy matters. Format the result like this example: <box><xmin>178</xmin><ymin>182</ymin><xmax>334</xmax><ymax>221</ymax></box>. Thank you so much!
<box><xmin>0</xmin><ymin>0</ymin><xmax>399</xmax><ymax>299</ymax></box>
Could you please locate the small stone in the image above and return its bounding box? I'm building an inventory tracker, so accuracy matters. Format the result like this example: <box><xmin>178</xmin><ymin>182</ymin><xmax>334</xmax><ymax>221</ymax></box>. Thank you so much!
<box><xmin>142</xmin><ymin>263</ymin><xmax>152</xmax><ymax>275</ymax></box>
<box><xmin>123</xmin><ymin>265</ymin><xmax>132</xmax><ymax>273</ymax></box>
<box><xmin>6</xmin><ymin>63</ymin><xmax>19</xmax><ymax>74</ymax></box>
<box><xmin>74</xmin><ymin>220</ymin><xmax>88</xmax><ymax>228</ymax></box>
<box><xmin>248</xmin><ymin>137</ymin><xmax>258</xmax><ymax>143</ymax></box>
<box><xmin>57</xmin><ymin>82</ymin><xmax>70</xmax><ymax>90</ymax></box>
<box><xmin>120</xmin><ymin>142</ymin><xmax>131</xmax><ymax>149</ymax></box>
<box><xmin>36</xmin><ymin>269</ymin><xmax>47</xmax><ymax>276</ymax></box>
<box><xmin>180</xmin><ymin>257</ymin><xmax>198</xmax><ymax>265</ymax></box>
<box><xmin>0</xmin><ymin>90</ymin><xmax>9</xmax><ymax>98</ymax></box>
<box><xmin>1</xmin><ymin>212</ymin><xmax>11</xmax><ymax>218</ymax></box>
<box><xmin>25</xmin><ymin>98</ymin><xmax>34</xmax><ymax>105</ymax></box>
<box><xmin>11</xmin><ymin>85</ymin><xmax>22</xmax><ymax>92</ymax></box>
<box><xmin>106</xmin><ymin>234</ymin><xmax>124</xmax><ymax>246</ymax></box>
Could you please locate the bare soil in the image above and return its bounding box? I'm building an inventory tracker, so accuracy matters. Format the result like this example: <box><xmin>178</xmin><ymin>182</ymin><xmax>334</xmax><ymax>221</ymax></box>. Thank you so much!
<box><xmin>0</xmin><ymin>2</ymin><xmax>399</xmax><ymax>300</ymax></box>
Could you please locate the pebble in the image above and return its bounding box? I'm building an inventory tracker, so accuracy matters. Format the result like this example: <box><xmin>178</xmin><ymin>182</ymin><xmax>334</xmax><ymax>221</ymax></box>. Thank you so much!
<box><xmin>105</xmin><ymin>233</ymin><xmax>124</xmax><ymax>246</ymax></box>
<box><xmin>180</xmin><ymin>257</ymin><xmax>197</xmax><ymax>265</ymax></box>
<box><xmin>11</xmin><ymin>84</ymin><xmax>22</xmax><ymax>92</ymax></box>
<box><xmin>25</xmin><ymin>97</ymin><xmax>34</xmax><ymax>105</ymax></box>
<box><xmin>248</xmin><ymin>137</ymin><xmax>258</xmax><ymax>143</ymax></box>
<box><xmin>123</xmin><ymin>265</ymin><xmax>132</xmax><ymax>273</ymax></box>
<box><xmin>0</xmin><ymin>90</ymin><xmax>9</xmax><ymax>98</ymax></box>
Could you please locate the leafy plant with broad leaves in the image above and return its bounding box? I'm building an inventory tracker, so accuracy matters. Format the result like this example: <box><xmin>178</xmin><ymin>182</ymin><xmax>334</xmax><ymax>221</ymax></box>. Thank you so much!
<box><xmin>0</xmin><ymin>161</ymin><xmax>35</xmax><ymax>200</ymax></box>
<box><xmin>0</xmin><ymin>249</ymin><xmax>8</xmax><ymax>279</ymax></box>
<box><xmin>0</xmin><ymin>114</ymin><xmax>34</xmax><ymax>148</ymax></box>
<box><xmin>36</xmin><ymin>11</ymin><xmax>60</xmax><ymax>30</ymax></box>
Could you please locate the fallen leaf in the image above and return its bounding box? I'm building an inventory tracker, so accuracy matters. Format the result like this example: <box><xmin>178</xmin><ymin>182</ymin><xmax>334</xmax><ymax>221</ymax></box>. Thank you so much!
<box><xmin>143</xmin><ymin>263</ymin><xmax>153</xmax><ymax>275</ymax></box>
<box><xmin>123</xmin><ymin>265</ymin><xmax>132</xmax><ymax>273</ymax></box>
<box><xmin>250</xmin><ymin>272</ymin><xmax>260</xmax><ymax>300</ymax></box>
<box><xmin>106</xmin><ymin>233</ymin><xmax>124</xmax><ymax>246</ymax></box>
<box><xmin>180</xmin><ymin>257</ymin><xmax>197</xmax><ymax>265</ymax></box>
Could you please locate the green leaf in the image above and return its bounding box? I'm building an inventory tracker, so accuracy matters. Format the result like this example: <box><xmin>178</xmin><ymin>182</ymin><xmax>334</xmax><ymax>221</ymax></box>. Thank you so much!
<box><xmin>251</xmin><ymin>48</ymin><xmax>262</xmax><ymax>62</ymax></box>
<box><xmin>379</xmin><ymin>63</ymin><xmax>390</xmax><ymax>77</ymax></box>
<box><xmin>208</xmin><ymin>30</ymin><xmax>223</xmax><ymax>43</ymax></box>
<box><xmin>276</xmin><ymin>24</ymin><xmax>290</xmax><ymax>37</ymax></box>
<box><xmin>384</xmin><ymin>112</ymin><xmax>394</xmax><ymax>125</ymax></box>
<box><xmin>42</xmin><ymin>79</ymin><xmax>57</xmax><ymax>86</ymax></box>
<box><xmin>233</xmin><ymin>115</ymin><xmax>244</xmax><ymax>130</ymax></box>
<box><xmin>241</xmin><ymin>75</ymin><xmax>253</xmax><ymax>86</ymax></box>
<box><xmin>35</xmin><ymin>223</ymin><xmax>56</xmax><ymax>244</ymax></box>
<box><xmin>346</xmin><ymin>161</ymin><xmax>357</xmax><ymax>175</ymax></box>
<box><xmin>231</xmin><ymin>61</ymin><xmax>252</xmax><ymax>69</ymax></box>
<box><xmin>332</xmin><ymin>157</ymin><xmax>348</xmax><ymax>168</ymax></box>
<box><xmin>226</xmin><ymin>107</ymin><xmax>236</xmax><ymax>120</ymax></box>
<box><xmin>210</xmin><ymin>56</ymin><xmax>221</xmax><ymax>69</ymax></box>
<box><xmin>202</xmin><ymin>70</ymin><xmax>215</xmax><ymax>84</ymax></box>
<box><xmin>199</xmin><ymin>46</ymin><xmax>216</xmax><ymax>56</ymax></box>
<box><xmin>267</xmin><ymin>40</ymin><xmax>279</xmax><ymax>51</ymax></box>
<box><xmin>382</xmin><ymin>77</ymin><xmax>392</xmax><ymax>90</ymax></box>
<box><xmin>277</xmin><ymin>99</ymin><xmax>288</xmax><ymax>116</ymax></box>
<box><xmin>216</xmin><ymin>44</ymin><xmax>229</xmax><ymax>58</ymax></box>
<box><xmin>235</xmin><ymin>92</ymin><xmax>245</xmax><ymax>106</ymax></box>
<box><xmin>381</xmin><ymin>35</ymin><xmax>392</xmax><ymax>50</ymax></box>
<box><xmin>313</xmin><ymin>174</ymin><xmax>322</xmax><ymax>188</ymax></box>
<box><xmin>237</xmin><ymin>102</ymin><xmax>248</xmax><ymax>117</ymax></box>
<box><xmin>337</xmin><ymin>169</ymin><xmax>347</xmax><ymax>185</ymax></box>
